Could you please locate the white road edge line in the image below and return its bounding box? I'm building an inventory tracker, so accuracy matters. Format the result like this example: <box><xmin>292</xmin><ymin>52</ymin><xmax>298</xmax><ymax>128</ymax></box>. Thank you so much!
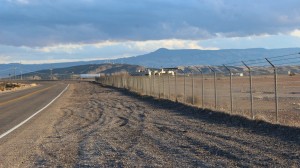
<box><xmin>0</xmin><ymin>84</ymin><xmax>69</xmax><ymax>140</ymax></box>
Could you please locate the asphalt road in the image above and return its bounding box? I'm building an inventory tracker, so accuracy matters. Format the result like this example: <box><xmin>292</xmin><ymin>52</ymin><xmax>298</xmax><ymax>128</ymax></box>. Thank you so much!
<box><xmin>0</xmin><ymin>81</ymin><xmax>68</xmax><ymax>136</ymax></box>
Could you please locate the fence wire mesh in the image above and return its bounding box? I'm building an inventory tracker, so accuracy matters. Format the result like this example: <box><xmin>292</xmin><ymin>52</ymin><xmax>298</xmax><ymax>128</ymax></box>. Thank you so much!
<box><xmin>97</xmin><ymin>54</ymin><xmax>300</xmax><ymax>127</ymax></box>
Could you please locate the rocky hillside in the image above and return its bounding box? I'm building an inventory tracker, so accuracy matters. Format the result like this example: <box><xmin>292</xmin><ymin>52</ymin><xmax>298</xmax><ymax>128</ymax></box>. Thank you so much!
<box><xmin>19</xmin><ymin>64</ymin><xmax>145</xmax><ymax>80</ymax></box>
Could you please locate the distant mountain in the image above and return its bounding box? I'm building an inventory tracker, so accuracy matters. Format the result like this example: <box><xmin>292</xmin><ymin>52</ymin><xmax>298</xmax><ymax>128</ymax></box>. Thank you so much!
<box><xmin>1</xmin><ymin>47</ymin><xmax>299</xmax><ymax>78</ymax></box>
<box><xmin>114</xmin><ymin>48</ymin><xmax>300</xmax><ymax>67</ymax></box>
<box><xmin>0</xmin><ymin>60</ymin><xmax>106</xmax><ymax>78</ymax></box>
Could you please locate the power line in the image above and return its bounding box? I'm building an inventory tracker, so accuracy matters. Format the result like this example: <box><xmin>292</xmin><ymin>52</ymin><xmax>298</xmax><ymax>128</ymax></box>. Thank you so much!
<box><xmin>268</xmin><ymin>55</ymin><xmax>300</xmax><ymax>63</ymax></box>
<box><xmin>267</xmin><ymin>52</ymin><xmax>300</xmax><ymax>59</ymax></box>
<box><xmin>223</xmin><ymin>52</ymin><xmax>300</xmax><ymax>67</ymax></box>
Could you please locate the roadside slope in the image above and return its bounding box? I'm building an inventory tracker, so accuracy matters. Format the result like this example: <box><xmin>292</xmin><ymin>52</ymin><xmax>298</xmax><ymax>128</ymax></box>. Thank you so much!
<box><xmin>1</xmin><ymin>82</ymin><xmax>300</xmax><ymax>167</ymax></box>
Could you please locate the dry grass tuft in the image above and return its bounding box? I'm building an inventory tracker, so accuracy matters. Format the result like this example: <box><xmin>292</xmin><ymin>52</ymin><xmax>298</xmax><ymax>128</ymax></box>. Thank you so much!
<box><xmin>186</xmin><ymin>96</ymin><xmax>200</xmax><ymax>105</ymax></box>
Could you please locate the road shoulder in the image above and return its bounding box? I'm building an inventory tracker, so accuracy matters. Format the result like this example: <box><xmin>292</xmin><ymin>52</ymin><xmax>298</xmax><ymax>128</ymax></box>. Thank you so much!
<box><xmin>0</xmin><ymin>83</ymin><xmax>74</xmax><ymax>167</ymax></box>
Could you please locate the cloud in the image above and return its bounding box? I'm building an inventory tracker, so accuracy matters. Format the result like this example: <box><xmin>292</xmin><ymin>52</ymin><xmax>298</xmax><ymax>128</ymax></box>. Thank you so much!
<box><xmin>123</xmin><ymin>39</ymin><xmax>218</xmax><ymax>51</ymax></box>
<box><xmin>36</xmin><ymin>39</ymin><xmax>217</xmax><ymax>54</ymax></box>
<box><xmin>0</xmin><ymin>39</ymin><xmax>218</xmax><ymax>63</ymax></box>
<box><xmin>290</xmin><ymin>29</ymin><xmax>300</xmax><ymax>37</ymax></box>
<box><xmin>0</xmin><ymin>0</ymin><xmax>300</xmax><ymax>47</ymax></box>
<box><xmin>0</xmin><ymin>55</ymin><xmax>12</xmax><ymax>63</ymax></box>
<box><xmin>36</xmin><ymin>44</ymin><xmax>84</xmax><ymax>53</ymax></box>
<box><xmin>199</xmin><ymin>34</ymin><xmax>300</xmax><ymax>49</ymax></box>
<box><xmin>93</xmin><ymin>41</ymin><xmax>119</xmax><ymax>48</ymax></box>
<box><xmin>18</xmin><ymin>58</ymin><xmax>107</xmax><ymax>64</ymax></box>
<box><xmin>6</xmin><ymin>0</ymin><xmax>30</xmax><ymax>5</ymax></box>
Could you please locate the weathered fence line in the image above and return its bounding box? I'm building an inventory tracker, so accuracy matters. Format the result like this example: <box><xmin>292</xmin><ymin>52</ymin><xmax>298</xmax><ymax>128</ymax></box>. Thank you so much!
<box><xmin>97</xmin><ymin>59</ymin><xmax>300</xmax><ymax>127</ymax></box>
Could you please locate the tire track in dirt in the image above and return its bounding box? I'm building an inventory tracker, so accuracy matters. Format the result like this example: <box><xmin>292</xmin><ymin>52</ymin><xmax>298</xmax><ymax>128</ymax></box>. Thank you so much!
<box><xmin>34</xmin><ymin>82</ymin><xmax>300</xmax><ymax>167</ymax></box>
<box><xmin>150</xmin><ymin>115</ymin><xmax>291</xmax><ymax>167</ymax></box>
<box><xmin>81</xmin><ymin>88</ymin><xmax>148</xmax><ymax>167</ymax></box>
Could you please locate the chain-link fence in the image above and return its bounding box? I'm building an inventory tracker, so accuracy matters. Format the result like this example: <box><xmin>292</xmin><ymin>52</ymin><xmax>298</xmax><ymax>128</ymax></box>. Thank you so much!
<box><xmin>96</xmin><ymin>53</ymin><xmax>300</xmax><ymax>127</ymax></box>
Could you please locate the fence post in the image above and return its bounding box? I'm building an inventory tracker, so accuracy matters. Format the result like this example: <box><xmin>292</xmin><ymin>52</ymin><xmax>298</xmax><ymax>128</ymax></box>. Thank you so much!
<box><xmin>117</xmin><ymin>76</ymin><xmax>119</xmax><ymax>88</ymax></box>
<box><xmin>145</xmin><ymin>76</ymin><xmax>148</xmax><ymax>95</ymax></box>
<box><xmin>168</xmin><ymin>75</ymin><xmax>170</xmax><ymax>99</ymax></box>
<box><xmin>148</xmin><ymin>74</ymin><xmax>150</xmax><ymax>94</ymax></box>
<box><xmin>133</xmin><ymin>76</ymin><xmax>135</xmax><ymax>91</ymax></box>
<box><xmin>135</xmin><ymin>76</ymin><xmax>137</xmax><ymax>91</ymax></box>
<box><xmin>208</xmin><ymin>66</ymin><xmax>217</xmax><ymax>109</ymax></box>
<box><xmin>141</xmin><ymin>76</ymin><xmax>144</xmax><ymax>94</ymax></box>
<box><xmin>149</xmin><ymin>74</ymin><xmax>152</xmax><ymax>96</ymax></box>
<box><xmin>128</xmin><ymin>77</ymin><xmax>130</xmax><ymax>90</ymax></box>
<box><xmin>265</xmin><ymin>58</ymin><xmax>279</xmax><ymax>123</ymax></box>
<box><xmin>184</xmin><ymin>70</ymin><xmax>186</xmax><ymax>103</ymax></box>
<box><xmin>135</xmin><ymin>76</ymin><xmax>141</xmax><ymax>93</ymax></box>
<box><xmin>134</xmin><ymin>76</ymin><xmax>136</xmax><ymax>91</ymax></box>
<box><xmin>121</xmin><ymin>76</ymin><xmax>123</xmax><ymax>88</ymax></box>
<box><xmin>175</xmin><ymin>70</ymin><xmax>178</xmax><ymax>102</ymax></box>
<box><xmin>138</xmin><ymin>76</ymin><xmax>140</xmax><ymax>92</ymax></box>
<box><xmin>187</xmin><ymin>68</ymin><xmax>194</xmax><ymax>105</ymax></box>
<box><xmin>132</xmin><ymin>77</ymin><xmax>134</xmax><ymax>90</ymax></box>
<box><xmin>195</xmin><ymin>67</ymin><xmax>204</xmax><ymax>108</ymax></box>
<box><xmin>124</xmin><ymin>76</ymin><xmax>126</xmax><ymax>88</ymax></box>
<box><xmin>116</xmin><ymin>76</ymin><xmax>118</xmax><ymax>87</ymax></box>
<box><xmin>163</xmin><ymin>75</ymin><xmax>165</xmax><ymax>99</ymax></box>
<box><xmin>223</xmin><ymin>64</ymin><xmax>233</xmax><ymax>114</ymax></box>
<box><xmin>158</xmin><ymin>75</ymin><xmax>161</xmax><ymax>98</ymax></box>
<box><xmin>153</xmin><ymin>74</ymin><xmax>155</xmax><ymax>97</ymax></box>
<box><xmin>191</xmin><ymin>70</ymin><xmax>194</xmax><ymax>104</ymax></box>
<box><xmin>144</xmin><ymin>76</ymin><xmax>146</xmax><ymax>94</ymax></box>
<box><xmin>134</xmin><ymin>77</ymin><xmax>136</xmax><ymax>91</ymax></box>
<box><xmin>130</xmin><ymin>76</ymin><xmax>132</xmax><ymax>90</ymax></box>
<box><xmin>242</xmin><ymin>61</ymin><xmax>254</xmax><ymax>119</ymax></box>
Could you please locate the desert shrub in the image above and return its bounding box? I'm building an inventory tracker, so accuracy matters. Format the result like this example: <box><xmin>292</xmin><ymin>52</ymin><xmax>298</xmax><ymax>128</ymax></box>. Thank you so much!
<box><xmin>186</xmin><ymin>96</ymin><xmax>200</xmax><ymax>104</ymax></box>
<box><xmin>5</xmin><ymin>83</ymin><xmax>21</xmax><ymax>89</ymax></box>
<box><xmin>0</xmin><ymin>83</ymin><xmax>4</xmax><ymax>91</ymax></box>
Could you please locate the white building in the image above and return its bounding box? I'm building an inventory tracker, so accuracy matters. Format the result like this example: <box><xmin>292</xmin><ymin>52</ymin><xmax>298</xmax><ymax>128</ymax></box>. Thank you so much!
<box><xmin>231</xmin><ymin>72</ymin><xmax>244</xmax><ymax>77</ymax></box>
<box><xmin>80</xmin><ymin>74</ymin><xmax>101</xmax><ymax>79</ymax></box>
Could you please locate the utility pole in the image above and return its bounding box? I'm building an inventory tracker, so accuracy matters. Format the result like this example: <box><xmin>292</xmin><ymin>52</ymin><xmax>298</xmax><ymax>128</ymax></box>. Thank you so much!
<box><xmin>19</xmin><ymin>62</ymin><xmax>22</xmax><ymax>80</ymax></box>
<box><xmin>50</xmin><ymin>69</ymin><xmax>53</xmax><ymax>80</ymax></box>
<box><xmin>14</xmin><ymin>67</ymin><xmax>16</xmax><ymax>80</ymax></box>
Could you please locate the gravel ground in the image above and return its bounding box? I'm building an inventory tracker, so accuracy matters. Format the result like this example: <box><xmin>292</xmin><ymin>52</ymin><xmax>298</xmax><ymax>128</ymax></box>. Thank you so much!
<box><xmin>0</xmin><ymin>81</ymin><xmax>300</xmax><ymax>167</ymax></box>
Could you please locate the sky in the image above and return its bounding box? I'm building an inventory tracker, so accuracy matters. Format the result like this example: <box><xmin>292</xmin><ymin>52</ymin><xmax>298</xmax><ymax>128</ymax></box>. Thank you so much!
<box><xmin>0</xmin><ymin>0</ymin><xmax>300</xmax><ymax>64</ymax></box>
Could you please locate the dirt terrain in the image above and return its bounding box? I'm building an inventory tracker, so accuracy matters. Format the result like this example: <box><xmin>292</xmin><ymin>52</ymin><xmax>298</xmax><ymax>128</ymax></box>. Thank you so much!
<box><xmin>0</xmin><ymin>81</ymin><xmax>300</xmax><ymax>167</ymax></box>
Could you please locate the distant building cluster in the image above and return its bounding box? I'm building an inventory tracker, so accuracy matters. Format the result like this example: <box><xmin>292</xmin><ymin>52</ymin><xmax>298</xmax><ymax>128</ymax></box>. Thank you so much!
<box><xmin>131</xmin><ymin>68</ymin><xmax>178</xmax><ymax>76</ymax></box>
<box><xmin>231</xmin><ymin>72</ymin><xmax>244</xmax><ymax>77</ymax></box>
<box><xmin>288</xmin><ymin>70</ymin><xmax>296</xmax><ymax>76</ymax></box>
<box><xmin>80</xmin><ymin>74</ymin><xmax>101</xmax><ymax>79</ymax></box>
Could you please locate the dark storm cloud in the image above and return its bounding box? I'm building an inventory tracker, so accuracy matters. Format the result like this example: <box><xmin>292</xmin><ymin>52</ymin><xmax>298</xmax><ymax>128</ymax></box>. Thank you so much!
<box><xmin>0</xmin><ymin>0</ymin><xmax>300</xmax><ymax>47</ymax></box>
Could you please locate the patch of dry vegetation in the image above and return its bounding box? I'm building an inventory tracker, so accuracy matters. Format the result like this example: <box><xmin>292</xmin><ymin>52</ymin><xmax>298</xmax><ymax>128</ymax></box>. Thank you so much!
<box><xmin>0</xmin><ymin>82</ymin><xmax>36</xmax><ymax>92</ymax></box>
<box><xmin>0</xmin><ymin>82</ymin><xmax>21</xmax><ymax>91</ymax></box>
